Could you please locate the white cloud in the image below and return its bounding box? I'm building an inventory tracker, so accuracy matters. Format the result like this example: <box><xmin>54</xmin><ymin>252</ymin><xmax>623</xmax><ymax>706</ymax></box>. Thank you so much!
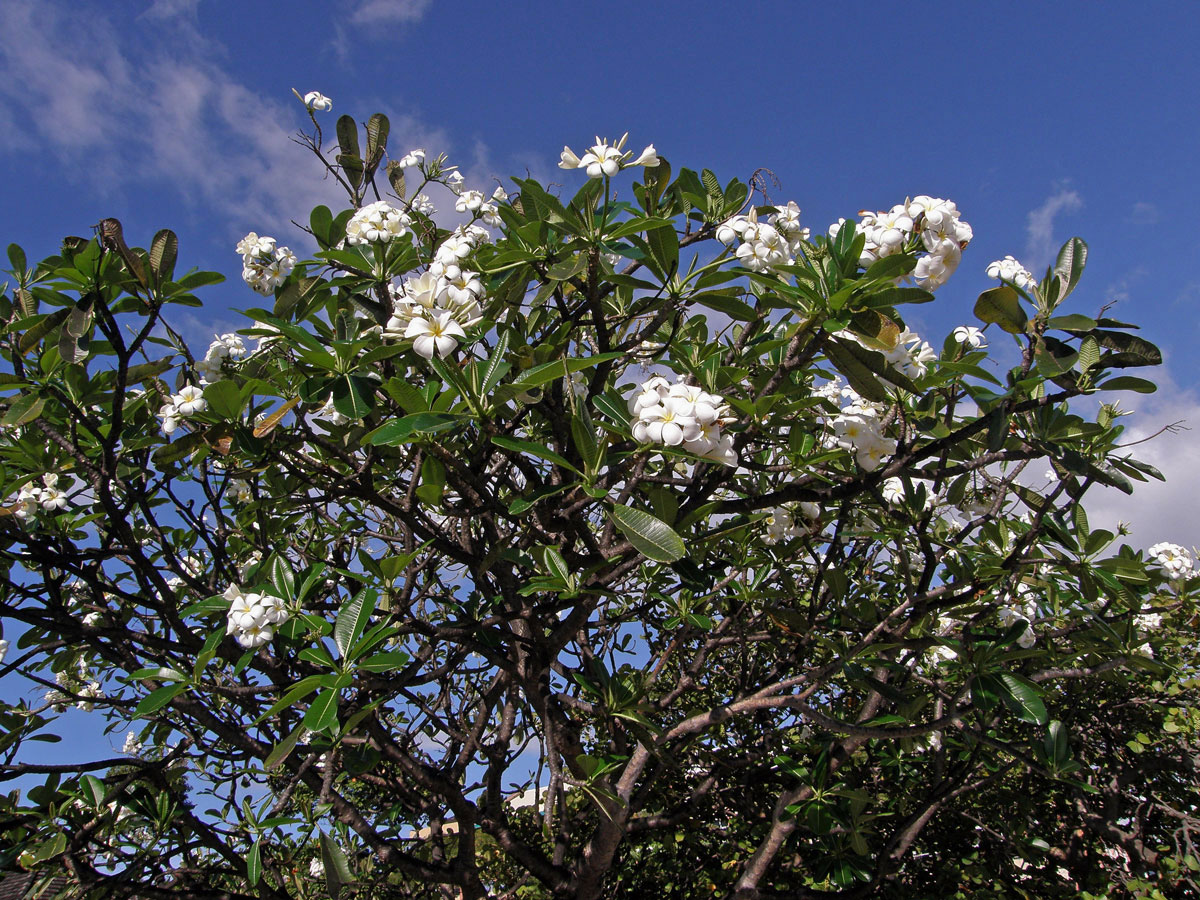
<box><xmin>1085</xmin><ymin>373</ymin><xmax>1200</xmax><ymax>551</ymax></box>
<box><xmin>0</xmin><ymin>2</ymin><xmax>446</xmax><ymax>240</ymax></box>
<box><xmin>1129</xmin><ymin>201</ymin><xmax>1160</xmax><ymax>226</ymax></box>
<box><xmin>1025</xmin><ymin>187</ymin><xmax>1083</xmax><ymax>272</ymax></box>
<box><xmin>348</xmin><ymin>0</ymin><xmax>432</xmax><ymax>25</ymax></box>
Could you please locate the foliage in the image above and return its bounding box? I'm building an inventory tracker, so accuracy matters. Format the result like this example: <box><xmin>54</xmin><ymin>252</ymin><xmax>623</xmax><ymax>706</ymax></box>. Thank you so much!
<box><xmin>0</xmin><ymin>103</ymin><xmax>1196</xmax><ymax>900</ymax></box>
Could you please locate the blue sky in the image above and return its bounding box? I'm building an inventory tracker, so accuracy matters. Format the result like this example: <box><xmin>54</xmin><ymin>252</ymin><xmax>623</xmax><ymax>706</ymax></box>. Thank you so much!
<box><xmin>0</xmin><ymin>0</ymin><xmax>1196</xmax><ymax>546</ymax></box>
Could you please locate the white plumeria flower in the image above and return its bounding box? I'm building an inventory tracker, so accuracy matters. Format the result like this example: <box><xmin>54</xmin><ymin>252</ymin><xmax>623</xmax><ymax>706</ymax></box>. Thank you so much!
<box><xmin>397</xmin><ymin>149</ymin><xmax>425</xmax><ymax>168</ymax></box>
<box><xmin>303</xmin><ymin>91</ymin><xmax>332</xmax><ymax>112</ymax></box>
<box><xmin>1148</xmin><ymin>542</ymin><xmax>1194</xmax><ymax>579</ymax></box>
<box><xmin>173</xmin><ymin>386</ymin><xmax>207</xmax><ymax>416</ymax></box>
<box><xmin>405</xmin><ymin>312</ymin><xmax>467</xmax><ymax>359</ymax></box>
<box><xmin>559</xmin><ymin>133</ymin><xmax>660</xmax><ymax>179</ymax></box>
<box><xmin>986</xmin><ymin>255</ymin><xmax>1035</xmax><ymax>290</ymax></box>
<box><xmin>0</xmin><ymin>638</ymin><xmax>8</xmax><ymax>664</ymax></box>
<box><xmin>953</xmin><ymin>325</ymin><xmax>987</xmax><ymax>349</ymax></box>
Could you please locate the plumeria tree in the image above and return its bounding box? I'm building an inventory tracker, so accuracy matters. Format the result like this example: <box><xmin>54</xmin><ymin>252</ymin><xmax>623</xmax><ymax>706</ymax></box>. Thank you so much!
<box><xmin>0</xmin><ymin>96</ymin><xmax>1197</xmax><ymax>900</ymax></box>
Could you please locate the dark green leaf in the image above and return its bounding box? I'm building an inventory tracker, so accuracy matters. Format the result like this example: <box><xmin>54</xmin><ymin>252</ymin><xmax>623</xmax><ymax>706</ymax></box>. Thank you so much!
<box><xmin>997</xmin><ymin>672</ymin><xmax>1047</xmax><ymax>724</ymax></box>
<box><xmin>135</xmin><ymin>682</ymin><xmax>187</xmax><ymax>718</ymax></box>
<box><xmin>610</xmin><ymin>505</ymin><xmax>686</xmax><ymax>562</ymax></box>
<box><xmin>303</xmin><ymin>689</ymin><xmax>340</xmax><ymax>733</ymax></box>
<box><xmin>246</xmin><ymin>840</ymin><xmax>262</xmax><ymax>886</ymax></box>
<box><xmin>320</xmin><ymin>832</ymin><xmax>355</xmax><ymax>899</ymax></box>
<box><xmin>335</xmin><ymin>589</ymin><xmax>378</xmax><ymax>659</ymax></box>
<box><xmin>149</xmin><ymin>229</ymin><xmax>178</xmax><ymax>282</ymax></box>
<box><xmin>363</xmin><ymin>412</ymin><xmax>464</xmax><ymax>445</ymax></box>
<box><xmin>975</xmin><ymin>285</ymin><xmax>1028</xmax><ymax>334</ymax></box>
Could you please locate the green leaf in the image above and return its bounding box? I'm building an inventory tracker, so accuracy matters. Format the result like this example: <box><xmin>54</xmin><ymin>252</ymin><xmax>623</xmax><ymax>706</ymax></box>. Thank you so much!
<box><xmin>824</xmin><ymin>339</ymin><xmax>893</xmax><ymax>402</ymax></box>
<box><xmin>1053</xmin><ymin>237</ymin><xmax>1088</xmax><ymax>302</ymax></box>
<box><xmin>149</xmin><ymin>229</ymin><xmax>178</xmax><ymax>282</ymax></box>
<box><xmin>2</xmin><ymin>392</ymin><xmax>45</xmax><ymax>427</ymax></box>
<box><xmin>335</xmin><ymin>589</ymin><xmax>378</xmax><ymax>659</ymax></box>
<box><xmin>303</xmin><ymin>688</ymin><xmax>340</xmax><ymax>733</ymax></box>
<box><xmin>247</xmin><ymin>840</ymin><xmax>262</xmax><ymax>886</ymax></box>
<box><xmin>507</xmin><ymin>352</ymin><xmax>623</xmax><ymax>392</ymax></box>
<box><xmin>264</xmin><ymin>723</ymin><xmax>306</xmax><ymax>771</ymax></box>
<box><xmin>571</xmin><ymin>406</ymin><xmax>601</xmax><ymax>476</ymax></box>
<box><xmin>356</xmin><ymin>650</ymin><xmax>409</xmax><ymax>673</ymax></box>
<box><xmin>8</xmin><ymin>243</ymin><xmax>26</xmax><ymax>273</ymax></box>
<box><xmin>135</xmin><ymin>682</ymin><xmax>187</xmax><ymax>718</ymax></box>
<box><xmin>609</xmin><ymin>505</ymin><xmax>686</xmax><ymax>563</ymax></box>
<box><xmin>365</xmin><ymin>113</ymin><xmax>390</xmax><ymax>168</ymax></box>
<box><xmin>491</xmin><ymin>434</ymin><xmax>580</xmax><ymax>474</ymax></box>
<box><xmin>19</xmin><ymin>308</ymin><xmax>69</xmax><ymax>355</ymax></box>
<box><xmin>363</xmin><ymin>412</ymin><xmax>465</xmax><ymax>445</ymax></box>
<box><xmin>1045</xmin><ymin>314</ymin><xmax>1097</xmax><ymax>332</ymax></box>
<box><xmin>335</xmin><ymin>115</ymin><xmax>359</xmax><ymax>158</ymax></box>
<box><xmin>269</xmin><ymin>556</ymin><xmax>295</xmax><ymax>600</ymax></box>
<box><xmin>541</xmin><ymin>546</ymin><xmax>570</xmax><ymax>583</ymax></box>
<box><xmin>203</xmin><ymin>380</ymin><xmax>244</xmax><ymax>420</ymax></box>
<box><xmin>320</xmin><ymin>832</ymin><xmax>355</xmax><ymax>899</ymax></box>
<box><xmin>997</xmin><ymin>672</ymin><xmax>1048</xmax><ymax>724</ymax></box>
<box><xmin>689</xmin><ymin>290</ymin><xmax>756</xmax><ymax>321</ymax></box>
<box><xmin>1098</xmin><ymin>376</ymin><xmax>1157</xmax><ymax>394</ymax></box>
<box><xmin>479</xmin><ymin>330</ymin><xmax>511</xmax><ymax>396</ymax></box>
<box><xmin>974</xmin><ymin>285</ymin><xmax>1028</xmax><ymax>334</ymax></box>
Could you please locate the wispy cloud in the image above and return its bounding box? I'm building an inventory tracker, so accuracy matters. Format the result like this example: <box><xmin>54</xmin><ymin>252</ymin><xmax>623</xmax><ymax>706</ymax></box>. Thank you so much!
<box><xmin>348</xmin><ymin>0</ymin><xmax>432</xmax><ymax>25</ymax></box>
<box><xmin>1129</xmin><ymin>201</ymin><xmax>1161</xmax><ymax>226</ymax></box>
<box><xmin>0</xmin><ymin>2</ymin><xmax>445</xmax><ymax>240</ymax></box>
<box><xmin>1025</xmin><ymin>187</ymin><xmax>1083</xmax><ymax>272</ymax></box>
<box><xmin>1085</xmin><ymin>373</ymin><xmax>1200</xmax><ymax>550</ymax></box>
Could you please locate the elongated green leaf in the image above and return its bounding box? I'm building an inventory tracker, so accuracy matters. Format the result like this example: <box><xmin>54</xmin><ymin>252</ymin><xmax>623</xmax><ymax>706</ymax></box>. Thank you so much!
<box><xmin>135</xmin><ymin>682</ymin><xmax>187</xmax><ymax>718</ymax></box>
<box><xmin>150</xmin><ymin>229</ymin><xmax>178</xmax><ymax>281</ymax></box>
<box><xmin>363</xmin><ymin>412</ymin><xmax>465</xmax><ymax>445</ymax></box>
<box><xmin>264</xmin><ymin>723</ymin><xmax>306</xmax><ymax>771</ymax></box>
<box><xmin>491</xmin><ymin>435</ymin><xmax>580</xmax><ymax>473</ymax></box>
<box><xmin>246</xmin><ymin>840</ymin><xmax>262</xmax><ymax>886</ymax></box>
<box><xmin>320</xmin><ymin>832</ymin><xmax>355</xmax><ymax>899</ymax></box>
<box><xmin>19</xmin><ymin>308</ymin><xmax>69</xmax><ymax>355</ymax></box>
<box><xmin>508</xmin><ymin>353</ymin><xmax>623</xmax><ymax>391</ymax></box>
<box><xmin>1053</xmin><ymin>237</ymin><xmax>1087</xmax><ymax>302</ymax></box>
<box><xmin>2</xmin><ymin>392</ymin><xmax>45</xmax><ymax>427</ymax></box>
<box><xmin>335</xmin><ymin>589</ymin><xmax>378</xmax><ymax>658</ymax></box>
<box><xmin>610</xmin><ymin>505</ymin><xmax>686</xmax><ymax>562</ymax></box>
<box><xmin>365</xmin><ymin>113</ymin><xmax>389</xmax><ymax>168</ymax></box>
<box><xmin>998</xmin><ymin>672</ymin><xmax>1047</xmax><ymax>724</ymax></box>
<box><xmin>689</xmin><ymin>290</ymin><xmax>756</xmax><ymax>321</ymax></box>
<box><xmin>823</xmin><ymin>339</ymin><xmax>889</xmax><ymax>403</ymax></box>
<box><xmin>1098</xmin><ymin>376</ymin><xmax>1156</xmax><ymax>394</ymax></box>
<box><xmin>304</xmin><ymin>688</ymin><xmax>340</xmax><ymax>733</ymax></box>
<box><xmin>541</xmin><ymin>546</ymin><xmax>570</xmax><ymax>583</ymax></box>
<box><xmin>480</xmin><ymin>330</ymin><xmax>511</xmax><ymax>396</ymax></box>
<box><xmin>356</xmin><ymin>650</ymin><xmax>409</xmax><ymax>673</ymax></box>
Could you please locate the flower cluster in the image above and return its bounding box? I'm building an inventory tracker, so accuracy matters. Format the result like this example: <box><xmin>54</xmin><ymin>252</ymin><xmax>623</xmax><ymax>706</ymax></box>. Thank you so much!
<box><xmin>998</xmin><ymin>584</ymin><xmax>1039</xmax><ymax>649</ymax></box>
<box><xmin>159</xmin><ymin>385</ymin><xmax>207</xmax><ymax>435</ymax></box>
<box><xmin>629</xmin><ymin>376</ymin><xmax>737</xmax><ymax>465</ymax></box>
<box><xmin>45</xmin><ymin>664</ymin><xmax>104</xmax><ymax>712</ymax></box>
<box><xmin>881</xmin><ymin>477</ymin><xmax>934</xmax><ymax>511</ymax></box>
<box><xmin>1148</xmin><ymin>542</ymin><xmax>1194</xmax><ymax>580</ymax></box>
<box><xmin>224</xmin><ymin>585</ymin><xmax>290</xmax><ymax>649</ymax></box>
<box><xmin>986</xmin><ymin>255</ymin><xmax>1036</xmax><ymax>290</ymax></box>
<box><xmin>455</xmin><ymin>186</ymin><xmax>506</xmax><ymax>227</ymax></box>
<box><xmin>236</xmin><ymin>233</ymin><xmax>297</xmax><ymax>296</ymax></box>
<box><xmin>717</xmin><ymin>202</ymin><xmax>810</xmax><ymax>273</ymax></box>
<box><xmin>831</xmin><ymin>196</ymin><xmax>971</xmax><ymax>290</ymax></box>
<box><xmin>821</xmin><ymin>384</ymin><xmax>897</xmax><ymax>472</ymax></box>
<box><xmin>762</xmin><ymin>502</ymin><xmax>820</xmax><ymax>545</ymax></box>
<box><xmin>196</xmin><ymin>333</ymin><xmax>248</xmax><ymax>383</ymax></box>
<box><xmin>15</xmin><ymin>473</ymin><xmax>80</xmax><ymax>520</ymax></box>
<box><xmin>345</xmin><ymin>201</ymin><xmax>413</xmax><ymax>246</ymax></box>
<box><xmin>559</xmin><ymin>133</ymin><xmax>658</xmax><ymax>179</ymax></box>
<box><xmin>384</xmin><ymin>265</ymin><xmax>485</xmax><ymax>360</ymax></box>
